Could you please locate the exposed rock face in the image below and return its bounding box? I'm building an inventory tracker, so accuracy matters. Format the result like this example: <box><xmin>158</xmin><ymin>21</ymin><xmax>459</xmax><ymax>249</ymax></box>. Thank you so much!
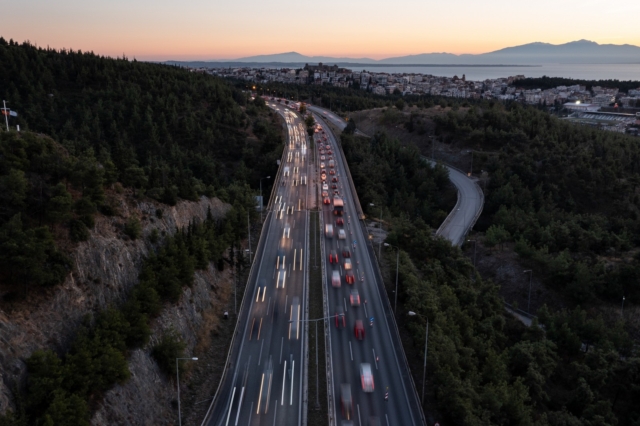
<box><xmin>0</xmin><ymin>196</ymin><xmax>231</xmax><ymax>418</ymax></box>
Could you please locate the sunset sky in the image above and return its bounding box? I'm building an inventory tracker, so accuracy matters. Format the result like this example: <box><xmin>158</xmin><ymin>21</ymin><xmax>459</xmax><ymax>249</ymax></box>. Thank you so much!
<box><xmin>2</xmin><ymin>0</ymin><xmax>639</xmax><ymax>61</ymax></box>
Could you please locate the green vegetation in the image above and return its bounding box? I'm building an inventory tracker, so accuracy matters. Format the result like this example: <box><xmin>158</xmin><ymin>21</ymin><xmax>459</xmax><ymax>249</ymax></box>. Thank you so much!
<box><xmin>435</xmin><ymin>102</ymin><xmax>640</xmax><ymax>305</ymax></box>
<box><xmin>512</xmin><ymin>75</ymin><xmax>640</xmax><ymax>93</ymax></box>
<box><xmin>151</xmin><ymin>331</ymin><xmax>187</xmax><ymax>377</ymax></box>
<box><xmin>342</xmin><ymin>125</ymin><xmax>639</xmax><ymax>425</ymax></box>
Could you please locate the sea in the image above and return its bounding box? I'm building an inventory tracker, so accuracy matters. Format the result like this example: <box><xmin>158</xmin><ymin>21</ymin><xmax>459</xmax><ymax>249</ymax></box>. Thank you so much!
<box><xmin>341</xmin><ymin>63</ymin><xmax>640</xmax><ymax>81</ymax></box>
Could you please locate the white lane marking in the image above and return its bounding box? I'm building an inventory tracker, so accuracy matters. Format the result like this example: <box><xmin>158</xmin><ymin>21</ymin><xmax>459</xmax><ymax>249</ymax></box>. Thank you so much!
<box><xmin>299</xmin><ymin>249</ymin><xmax>303</xmax><ymax>271</ymax></box>
<box><xmin>349</xmin><ymin>341</ymin><xmax>353</xmax><ymax>361</ymax></box>
<box><xmin>258</xmin><ymin>318</ymin><xmax>263</xmax><ymax>340</ymax></box>
<box><xmin>285</xmin><ymin>296</ymin><xmax>288</xmax><ymax>313</ymax></box>
<box><xmin>225</xmin><ymin>387</ymin><xmax>236</xmax><ymax>426</ymax></box>
<box><xmin>290</xmin><ymin>360</ymin><xmax>295</xmax><ymax>405</ymax></box>
<box><xmin>258</xmin><ymin>340</ymin><xmax>264</xmax><ymax>365</ymax></box>
<box><xmin>281</xmin><ymin>361</ymin><xmax>287</xmax><ymax>405</ymax></box>
<box><xmin>266</xmin><ymin>369</ymin><xmax>273</xmax><ymax>414</ymax></box>
<box><xmin>344</xmin><ymin>298</ymin><xmax>348</xmax><ymax>313</ymax></box>
<box><xmin>247</xmin><ymin>402</ymin><xmax>253</xmax><ymax>425</ymax></box>
<box><xmin>279</xmin><ymin>337</ymin><xmax>284</xmax><ymax>364</ymax></box>
<box><xmin>357</xmin><ymin>404</ymin><xmax>362</xmax><ymax>426</ymax></box>
<box><xmin>364</xmin><ymin>302</ymin><xmax>368</xmax><ymax>318</ymax></box>
<box><xmin>262</xmin><ymin>288</ymin><xmax>266</xmax><ymax>302</ymax></box>
<box><xmin>234</xmin><ymin>387</ymin><xmax>245</xmax><ymax>426</ymax></box>
<box><xmin>293</xmin><ymin>249</ymin><xmax>297</xmax><ymax>271</ymax></box>
<box><xmin>386</xmin><ymin>414</ymin><xmax>390</xmax><ymax>426</ymax></box>
<box><xmin>257</xmin><ymin>375</ymin><xmax>265</xmax><ymax>414</ymax></box>
<box><xmin>273</xmin><ymin>400</ymin><xmax>278</xmax><ymax>424</ymax></box>
<box><xmin>373</xmin><ymin>349</ymin><xmax>378</xmax><ymax>369</ymax></box>
<box><xmin>267</xmin><ymin>298</ymin><xmax>271</xmax><ymax>315</ymax></box>
<box><xmin>256</xmin><ymin>287</ymin><xmax>260</xmax><ymax>302</ymax></box>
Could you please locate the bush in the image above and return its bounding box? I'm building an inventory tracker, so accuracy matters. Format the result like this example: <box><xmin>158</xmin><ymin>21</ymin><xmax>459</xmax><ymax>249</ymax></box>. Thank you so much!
<box><xmin>151</xmin><ymin>331</ymin><xmax>186</xmax><ymax>377</ymax></box>
<box><xmin>124</xmin><ymin>217</ymin><xmax>142</xmax><ymax>240</ymax></box>
<box><xmin>69</xmin><ymin>219</ymin><xmax>90</xmax><ymax>242</ymax></box>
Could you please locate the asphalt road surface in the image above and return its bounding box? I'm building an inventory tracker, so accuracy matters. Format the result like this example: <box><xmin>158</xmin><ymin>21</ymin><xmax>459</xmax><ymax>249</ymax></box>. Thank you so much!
<box><xmin>313</xmin><ymin>113</ymin><xmax>423</xmax><ymax>426</ymax></box>
<box><xmin>203</xmin><ymin>103</ymin><xmax>312</xmax><ymax>426</ymax></box>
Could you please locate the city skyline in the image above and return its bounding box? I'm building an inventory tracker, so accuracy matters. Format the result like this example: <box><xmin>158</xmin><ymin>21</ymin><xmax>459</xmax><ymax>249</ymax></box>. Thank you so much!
<box><xmin>2</xmin><ymin>0</ymin><xmax>639</xmax><ymax>61</ymax></box>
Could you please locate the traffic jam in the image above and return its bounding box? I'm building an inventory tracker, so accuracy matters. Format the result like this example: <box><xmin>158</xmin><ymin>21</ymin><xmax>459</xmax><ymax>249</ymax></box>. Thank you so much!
<box><xmin>315</xmin><ymin>123</ymin><xmax>379</xmax><ymax>424</ymax></box>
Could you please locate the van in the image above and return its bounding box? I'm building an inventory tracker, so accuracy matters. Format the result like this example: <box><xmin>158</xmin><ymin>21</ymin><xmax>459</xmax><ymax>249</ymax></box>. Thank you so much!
<box><xmin>338</xmin><ymin>229</ymin><xmax>346</xmax><ymax>240</ymax></box>
<box><xmin>325</xmin><ymin>224</ymin><xmax>334</xmax><ymax>238</ymax></box>
<box><xmin>332</xmin><ymin>270</ymin><xmax>341</xmax><ymax>287</ymax></box>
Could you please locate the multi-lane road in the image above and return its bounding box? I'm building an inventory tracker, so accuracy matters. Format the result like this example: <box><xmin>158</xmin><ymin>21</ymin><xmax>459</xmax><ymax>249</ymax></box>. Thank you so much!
<box><xmin>313</xmin><ymin>113</ymin><xmax>423</xmax><ymax>426</ymax></box>
<box><xmin>203</xmin><ymin>105</ymin><xmax>313</xmax><ymax>426</ymax></box>
<box><xmin>203</xmin><ymin>100</ymin><xmax>426</xmax><ymax>426</ymax></box>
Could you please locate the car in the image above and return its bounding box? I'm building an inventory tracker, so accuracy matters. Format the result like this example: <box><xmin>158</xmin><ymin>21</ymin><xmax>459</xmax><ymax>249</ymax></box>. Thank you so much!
<box><xmin>283</xmin><ymin>224</ymin><xmax>291</xmax><ymax>238</ymax></box>
<box><xmin>336</xmin><ymin>217</ymin><xmax>344</xmax><ymax>226</ymax></box>
<box><xmin>360</xmin><ymin>363</ymin><xmax>374</xmax><ymax>393</ymax></box>
<box><xmin>329</xmin><ymin>250</ymin><xmax>339</xmax><ymax>263</ymax></box>
<box><xmin>338</xmin><ymin>229</ymin><xmax>346</xmax><ymax>240</ymax></box>
<box><xmin>325</xmin><ymin>224</ymin><xmax>333</xmax><ymax>238</ymax></box>
<box><xmin>345</xmin><ymin>271</ymin><xmax>355</xmax><ymax>284</ymax></box>
<box><xmin>325</xmin><ymin>144</ymin><xmax>330</xmax><ymax>149</ymax></box>
<box><xmin>320</xmin><ymin>155</ymin><xmax>326</xmax><ymax>161</ymax></box>
<box><xmin>335</xmin><ymin>306</ymin><xmax>346</xmax><ymax>328</ymax></box>
<box><xmin>319</xmin><ymin>150</ymin><xmax>325</xmax><ymax>155</ymax></box>
<box><xmin>332</xmin><ymin>177</ymin><xmax>339</xmax><ymax>182</ymax></box>
<box><xmin>329</xmin><ymin>169</ymin><xmax>336</xmax><ymax>175</ymax></box>
<box><xmin>284</xmin><ymin>167</ymin><xmax>290</xmax><ymax>176</ymax></box>
<box><xmin>322</xmin><ymin>190</ymin><xmax>329</xmax><ymax>197</ymax></box>
<box><xmin>354</xmin><ymin>320</ymin><xmax>365</xmax><ymax>340</ymax></box>
<box><xmin>320</xmin><ymin>162</ymin><xmax>325</xmax><ymax>168</ymax></box>
<box><xmin>341</xmin><ymin>384</ymin><xmax>353</xmax><ymax>420</ymax></box>
<box><xmin>327</xmin><ymin>150</ymin><xmax>332</xmax><ymax>155</ymax></box>
<box><xmin>320</xmin><ymin>174</ymin><xmax>327</xmax><ymax>181</ymax></box>
<box><xmin>321</xmin><ymin>169</ymin><xmax>326</xmax><ymax>175</ymax></box>
<box><xmin>332</xmin><ymin>184</ymin><xmax>338</xmax><ymax>189</ymax></box>
<box><xmin>322</xmin><ymin>183</ymin><xmax>329</xmax><ymax>190</ymax></box>
<box><xmin>333</xmin><ymin>190</ymin><xmax>340</xmax><ymax>196</ymax></box>
<box><xmin>332</xmin><ymin>270</ymin><xmax>341</xmax><ymax>287</ymax></box>
<box><xmin>344</xmin><ymin>258</ymin><xmax>352</xmax><ymax>270</ymax></box>
<box><xmin>323</xmin><ymin>197</ymin><xmax>330</xmax><ymax>205</ymax></box>
<box><xmin>342</xmin><ymin>249</ymin><xmax>351</xmax><ymax>258</ymax></box>
<box><xmin>350</xmin><ymin>288</ymin><xmax>360</xmax><ymax>305</ymax></box>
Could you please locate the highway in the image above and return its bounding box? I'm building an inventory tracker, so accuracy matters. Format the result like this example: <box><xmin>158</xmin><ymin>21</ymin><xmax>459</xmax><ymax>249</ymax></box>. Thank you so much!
<box><xmin>202</xmin><ymin>103</ymin><xmax>313</xmax><ymax>426</ymax></box>
<box><xmin>312</xmin><ymin>113</ymin><xmax>424</xmax><ymax>426</ymax></box>
<box><xmin>307</xmin><ymin>104</ymin><xmax>484</xmax><ymax>247</ymax></box>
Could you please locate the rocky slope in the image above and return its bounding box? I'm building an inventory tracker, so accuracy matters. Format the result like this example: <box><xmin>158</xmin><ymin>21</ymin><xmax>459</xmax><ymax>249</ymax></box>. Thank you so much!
<box><xmin>0</xmin><ymin>194</ymin><xmax>231</xmax><ymax>421</ymax></box>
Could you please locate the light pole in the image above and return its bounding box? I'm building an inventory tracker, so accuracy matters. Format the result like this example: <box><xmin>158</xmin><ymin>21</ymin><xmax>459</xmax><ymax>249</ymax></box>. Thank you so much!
<box><xmin>290</xmin><ymin>315</ymin><xmax>342</xmax><ymax>409</ymax></box>
<box><xmin>370</xmin><ymin>203</ymin><xmax>383</xmax><ymax>258</ymax></box>
<box><xmin>384</xmin><ymin>243</ymin><xmax>400</xmax><ymax>313</ymax></box>
<box><xmin>467</xmin><ymin>239</ymin><xmax>477</xmax><ymax>269</ymax></box>
<box><xmin>260</xmin><ymin>176</ymin><xmax>271</xmax><ymax>222</ymax></box>
<box><xmin>523</xmin><ymin>270</ymin><xmax>533</xmax><ymax>313</ymax></box>
<box><xmin>408</xmin><ymin>311</ymin><xmax>428</xmax><ymax>405</ymax></box>
<box><xmin>622</xmin><ymin>296</ymin><xmax>626</xmax><ymax>317</ymax></box>
<box><xmin>176</xmin><ymin>357</ymin><xmax>198</xmax><ymax>426</ymax></box>
<box><xmin>467</xmin><ymin>150</ymin><xmax>473</xmax><ymax>176</ymax></box>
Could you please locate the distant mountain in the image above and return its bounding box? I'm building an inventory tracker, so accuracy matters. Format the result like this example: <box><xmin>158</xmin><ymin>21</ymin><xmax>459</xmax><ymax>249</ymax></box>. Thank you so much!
<box><xmin>198</xmin><ymin>41</ymin><xmax>640</xmax><ymax>66</ymax></box>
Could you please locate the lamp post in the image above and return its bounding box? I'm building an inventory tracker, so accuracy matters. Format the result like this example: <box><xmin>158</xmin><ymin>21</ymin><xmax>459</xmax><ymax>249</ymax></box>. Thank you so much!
<box><xmin>523</xmin><ymin>270</ymin><xmax>533</xmax><ymax>313</ymax></box>
<box><xmin>384</xmin><ymin>243</ymin><xmax>400</xmax><ymax>313</ymax></box>
<box><xmin>260</xmin><ymin>176</ymin><xmax>271</xmax><ymax>222</ymax></box>
<box><xmin>290</xmin><ymin>315</ymin><xmax>342</xmax><ymax>409</ymax></box>
<box><xmin>622</xmin><ymin>296</ymin><xmax>626</xmax><ymax>317</ymax></box>
<box><xmin>176</xmin><ymin>357</ymin><xmax>198</xmax><ymax>426</ymax></box>
<box><xmin>369</xmin><ymin>203</ymin><xmax>383</xmax><ymax>258</ymax></box>
<box><xmin>408</xmin><ymin>311</ymin><xmax>428</xmax><ymax>405</ymax></box>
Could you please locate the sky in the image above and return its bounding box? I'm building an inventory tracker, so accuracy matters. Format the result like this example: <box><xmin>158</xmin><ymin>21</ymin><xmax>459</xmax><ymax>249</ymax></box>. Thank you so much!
<box><xmin>2</xmin><ymin>0</ymin><xmax>640</xmax><ymax>61</ymax></box>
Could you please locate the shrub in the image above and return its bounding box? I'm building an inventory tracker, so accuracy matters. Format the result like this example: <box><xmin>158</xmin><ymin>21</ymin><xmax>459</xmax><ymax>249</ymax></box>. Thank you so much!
<box><xmin>124</xmin><ymin>217</ymin><xmax>142</xmax><ymax>240</ymax></box>
<box><xmin>151</xmin><ymin>331</ymin><xmax>186</xmax><ymax>377</ymax></box>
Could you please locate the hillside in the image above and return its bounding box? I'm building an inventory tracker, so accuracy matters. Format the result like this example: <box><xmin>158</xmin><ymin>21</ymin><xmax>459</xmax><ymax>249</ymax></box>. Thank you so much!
<box><xmin>0</xmin><ymin>39</ymin><xmax>284</xmax><ymax>425</ymax></box>
<box><xmin>346</xmin><ymin>102</ymin><xmax>640</xmax><ymax>425</ymax></box>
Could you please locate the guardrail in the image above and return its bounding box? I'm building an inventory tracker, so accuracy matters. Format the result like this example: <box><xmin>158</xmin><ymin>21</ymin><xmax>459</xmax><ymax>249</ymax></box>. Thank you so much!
<box><xmin>200</xmin><ymin>106</ymin><xmax>292</xmax><ymax>426</ymax></box>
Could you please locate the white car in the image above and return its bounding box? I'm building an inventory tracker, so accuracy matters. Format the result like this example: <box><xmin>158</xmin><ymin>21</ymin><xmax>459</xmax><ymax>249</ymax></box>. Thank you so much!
<box><xmin>360</xmin><ymin>363</ymin><xmax>374</xmax><ymax>392</ymax></box>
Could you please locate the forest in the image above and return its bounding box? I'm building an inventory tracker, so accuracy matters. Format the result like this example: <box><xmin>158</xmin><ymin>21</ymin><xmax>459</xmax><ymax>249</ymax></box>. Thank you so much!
<box><xmin>340</xmin><ymin>128</ymin><xmax>639</xmax><ymax>425</ymax></box>
<box><xmin>434</xmin><ymin>102</ymin><xmax>640</xmax><ymax>305</ymax></box>
<box><xmin>0</xmin><ymin>39</ymin><xmax>285</xmax><ymax>424</ymax></box>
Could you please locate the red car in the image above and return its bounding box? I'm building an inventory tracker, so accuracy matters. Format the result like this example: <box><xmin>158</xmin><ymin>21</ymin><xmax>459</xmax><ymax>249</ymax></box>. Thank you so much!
<box><xmin>332</xmin><ymin>184</ymin><xmax>338</xmax><ymax>189</ymax></box>
<box><xmin>332</xmin><ymin>177</ymin><xmax>339</xmax><ymax>182</ymax></box>
<box><xmin>342</xmin><ymin>250</ymin><xmax>351</xmax><ymax>258</ymax></box>
<box><xmin>323</xmin><ymin>197</ymin><xmax>331</xmax><ymax>205</ymax></box>
<box><xmin>329</xmin><ymin>169</ymin><xmax>336</xmax><ymax>175</ymax></box>
<box><xmin>345</xmin><ymin>271</ymin><xmax>355</xmax><ymax>284</ymax></box>
<box><xmin>327</xmin><ymin>150</ymin><xmax>332</xmax><ymax>155</ymax></box>
<box><xmin>329</xmin><ymin>250</ymin><xmax>339</xmax><ymax>263</ymax></box>
<box><xmin>336</xmin><ymin>218</ymin><xmax>344</xmax><ymax>226</ymax></box>
<box><xmin>354</xmin><ymin>320</ymin><xmax>365</xmax><ymax>340</ymax></box>
<box><xmin>335</xmin><ymin>306</ymin><xmax>346</xmax><ymax>328</ymax></box>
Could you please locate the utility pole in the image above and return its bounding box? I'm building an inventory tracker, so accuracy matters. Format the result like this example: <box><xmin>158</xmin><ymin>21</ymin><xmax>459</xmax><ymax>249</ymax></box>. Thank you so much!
<box><xmin>2</xmin><ymin>101</ymin><xmax>9</xmax><ymax>131</ymax></box>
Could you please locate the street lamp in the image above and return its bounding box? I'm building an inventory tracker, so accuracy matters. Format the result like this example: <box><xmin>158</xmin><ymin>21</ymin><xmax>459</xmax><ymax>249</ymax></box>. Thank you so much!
<box><xmin>408</xmin><ymin>311</ymin><xmax>428</xmax><ymax>405</ymax></box>
<box><xmin>467</xmin><ymin>150</ymin><xmax>473</xmax><ymax>176</ymax></box>
<box><xmin>622</xmin><ymin>296</ymin><xmax>626</xmax><ymax>317</ymax></box>
<box><xmin>384</xmin><ymin>243</ymin><xmax>400</xmax><ymax>313</ymax></box>
<box><xmin>369</xmin><ymin>203</ymin><xmax>383</xmax><ymax>258</ymax></box>
<box><xmin>176</xmin><ymin>357</ymin><xmax>198</xmax><ymax>426</ymax></box>
<box><xmin>260</xmin><ymin>176</ymin><xmax>271</xmax><ymax>222</ymax></box>
<box><xmin>523</xmin><ymin>270</ymin><xmax>533</xmax><ymax>313</ymax></box>
<box><xmin>467</xmin><ymin>239</ymin><xmax>477</xmax><ymax>269</ymax></box>
<box><xmin>290</xmin><ymin>315</ymin><xmax>341</xmax><ymax>409</ymax></box>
